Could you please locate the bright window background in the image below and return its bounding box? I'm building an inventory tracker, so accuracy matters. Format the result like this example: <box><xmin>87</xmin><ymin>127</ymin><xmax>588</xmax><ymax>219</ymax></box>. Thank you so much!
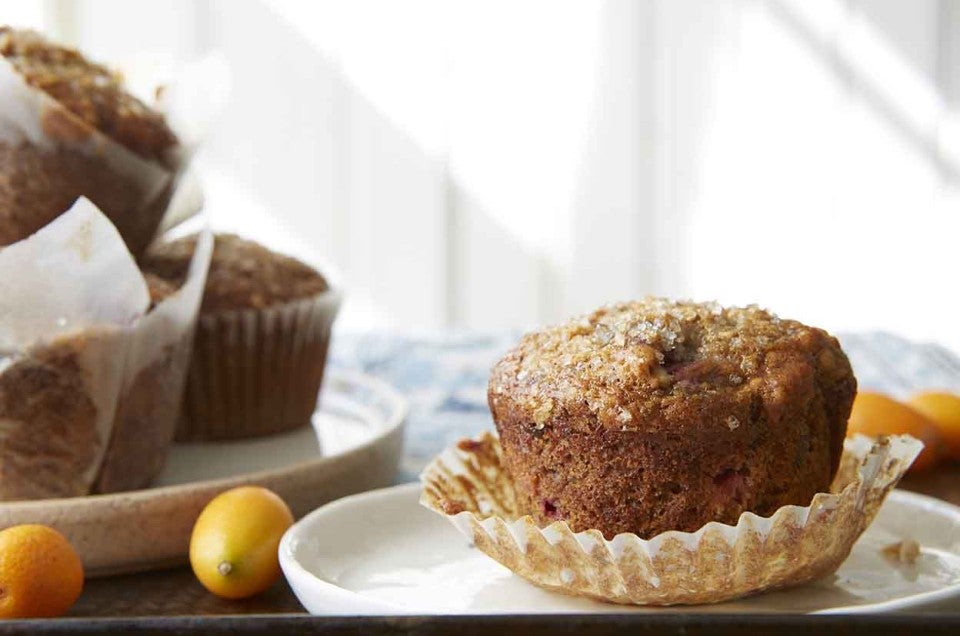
<box><xmin>11</xmin><ymin>0</ymin><xmax>960</xmax><ymax>352</ymax></box>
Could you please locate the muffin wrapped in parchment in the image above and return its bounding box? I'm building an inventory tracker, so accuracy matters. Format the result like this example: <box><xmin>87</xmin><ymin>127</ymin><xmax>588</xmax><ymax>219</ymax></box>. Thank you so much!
<box><xmin>421</xmin><ymin>299</ymin><xmax>922</xmax><ymax>605</ymax></box>
<box><xmin>0</xmin><ymin>27</ymin><xmax>182</xmax><ymax>258</ymax></box>
<box><xmin>0</xmin><ymin>197</ymin><xmax>211</xmax><ymax>500</ymax></box>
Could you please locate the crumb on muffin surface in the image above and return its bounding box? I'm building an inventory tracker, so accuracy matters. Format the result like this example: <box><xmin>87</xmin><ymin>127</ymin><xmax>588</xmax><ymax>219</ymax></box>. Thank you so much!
<box><xmin>0</xmin><ymin>26</ymin><xmax>177</xmax><ymax>163</ymax></box>
<box><xmin>142</xmin><ymin>233</ymin><xmax>329</xmax><ymax>313</ymax></box>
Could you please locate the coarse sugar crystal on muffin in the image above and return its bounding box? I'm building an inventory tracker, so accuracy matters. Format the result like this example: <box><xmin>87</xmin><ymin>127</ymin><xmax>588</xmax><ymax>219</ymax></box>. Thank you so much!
<box><xmin>0</xmin><ymin>27</ymin><xmax>179</xmax><ymax>257</ymax></box>
<box><xmin>142</xmin><ymin>233</ymin><xmax>338</xmax><ymax>441</ymax></box>
<box><xmin>488</xmin><ymin>298</ymin><xmax>857</xmax><ymax>540</ymax></box>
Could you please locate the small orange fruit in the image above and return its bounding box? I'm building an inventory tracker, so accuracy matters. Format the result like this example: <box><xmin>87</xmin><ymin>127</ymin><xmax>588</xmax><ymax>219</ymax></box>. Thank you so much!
<box><xmin>0</xmin><ymin>524</ymin><xmax>84</xmax><ymax>618</ymax></box>
<box><xmin>907</xmin><ymin>391</ymin><xmax>960</xmax><ymax>460</ymax></box>
<box><xmin>847</xmin><ymin>391</ymin><xmax>942</xmax><ymax>472</ymax></box>
<box><xmin>189</xmin><ymin>486</ymin><xmax>294</xmax><ymax>599</ymax></box>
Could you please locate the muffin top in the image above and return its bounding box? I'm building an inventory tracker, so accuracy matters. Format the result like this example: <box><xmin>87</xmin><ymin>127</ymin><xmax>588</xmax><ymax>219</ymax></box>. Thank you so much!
<box><xmin>143</xmin><ymin>233</ymin><xmax>328</xmax><ymax>313</ymax></box>
<box><xmin>0</xmin><ymin>27</ymin><xmax>177</xmax><ymax>163</ymax></box>
<box><xmin>489</xmin><ymin>298</ymin><xmax>852</xmax><ymax>434</ymax></box>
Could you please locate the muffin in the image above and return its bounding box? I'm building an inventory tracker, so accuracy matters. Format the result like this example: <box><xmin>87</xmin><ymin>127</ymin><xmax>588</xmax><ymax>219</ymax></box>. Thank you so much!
<box><xmin>0</xmin><ymin>27</ymin><xmax>179</xmax><ymax>257</ymax></box>
<box><xmin>488</xmin><ymin>298</ymin><xmax>856</xmax><ymax>539</ymax></box>
<box><xmin>142</xmin><ymin>233</ymin><xmax>340</xmax><ymax>440</ymax></box>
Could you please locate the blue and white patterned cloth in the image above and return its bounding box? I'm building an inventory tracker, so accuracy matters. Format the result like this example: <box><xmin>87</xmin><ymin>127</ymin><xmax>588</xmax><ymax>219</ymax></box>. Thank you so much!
<box><xmin>329</xmin><ymin>332</ymin><xmax>960</xmax><ymax>483</ymax></box>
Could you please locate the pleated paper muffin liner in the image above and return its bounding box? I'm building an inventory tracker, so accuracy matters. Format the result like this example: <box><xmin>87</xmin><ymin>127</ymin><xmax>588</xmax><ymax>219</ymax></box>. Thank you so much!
<box><xmin>176</xmin><ymin>290</ymin><xmax>342</xmax><ymax>441</ymax></box>
<box><xmin>420</xmin><ymin>431</ymin><xmax>923</xmax><ymax>606</ymax></box>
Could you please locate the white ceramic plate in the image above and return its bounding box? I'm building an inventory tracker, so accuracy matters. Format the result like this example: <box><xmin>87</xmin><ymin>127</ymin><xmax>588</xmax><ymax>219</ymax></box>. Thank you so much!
<box><xmin>280</xmin><ymin>483</ymin><xmax>960</xmax><ymax>615</ymax></box>
<box><xmin>0</xmin><ymin>370</ymin><xmax>407</xmax><ymax>576</ymax></box>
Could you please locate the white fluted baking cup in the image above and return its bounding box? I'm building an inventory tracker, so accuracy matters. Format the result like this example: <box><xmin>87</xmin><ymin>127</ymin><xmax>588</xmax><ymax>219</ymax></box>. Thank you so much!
<box><xmin>420</xmin><ymin>432</ymin><xmax>922</xmax><ymax>606</ymax></box>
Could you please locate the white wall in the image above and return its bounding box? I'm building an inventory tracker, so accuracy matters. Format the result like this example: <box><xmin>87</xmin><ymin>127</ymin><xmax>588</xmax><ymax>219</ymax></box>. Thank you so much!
<box><xmin>655</xmin><ymin>0</ymin><xmax>960</xmax><ymax>350</ymax></box>
<box><xmin>16</xmin><ymin>0</ymin><xmax>960</xmax><ymax>351</ymax></box>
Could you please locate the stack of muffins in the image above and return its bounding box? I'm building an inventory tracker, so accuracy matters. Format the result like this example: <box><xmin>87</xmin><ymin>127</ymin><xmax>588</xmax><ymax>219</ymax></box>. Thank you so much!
<box><xmin>0</xmin><ymin>27</ymin><xmax>340</xmax><ymax>500</ymax></box>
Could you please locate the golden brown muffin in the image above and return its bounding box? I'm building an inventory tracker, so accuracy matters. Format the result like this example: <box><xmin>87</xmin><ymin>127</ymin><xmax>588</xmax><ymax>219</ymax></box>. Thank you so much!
<box><xmin>488</xmin><ymin>298</ymin><xmax>856</xmax><ymax>539</ymax></box>
<box><xmin>142</xmin><ymin>234</ymin><xmax>338</xmax><ymax>441</ymax></box>
<box><xmin>0</xmin><ymin>27</ymin><xmax>178</xmax><ymax>257</ymax></box>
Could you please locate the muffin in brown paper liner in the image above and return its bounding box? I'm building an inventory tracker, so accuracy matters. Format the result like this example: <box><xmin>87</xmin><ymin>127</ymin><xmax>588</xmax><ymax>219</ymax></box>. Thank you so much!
<box><xmin>143</xmin><ymin>234</ymin><xmax>341</xmax><ymax>441</ymax></box>
<box><xmin>176</xmin><ymin>291</ymin><xmax>341</xmax><ymax>440</ymax></box>
<box><xmin>0</xmin><ymin>27</ymin><xmax>182</xmax><ymax>258</ymax></box>
<box><xmin>420</xmin><ymin>432</ymin><xmax>923</xmax><ymax>606</ymax></box>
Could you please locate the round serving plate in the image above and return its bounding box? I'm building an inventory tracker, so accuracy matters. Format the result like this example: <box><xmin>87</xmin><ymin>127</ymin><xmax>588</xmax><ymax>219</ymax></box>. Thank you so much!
<box><xmin>0</xmin><ymin>371</ymin><xmax>407</xmax><ymax>577</ymax></box>
<box><xmin>280</xmin><ymin>483</ymin><xmax>960</xmax><ymax>615</ymax></box>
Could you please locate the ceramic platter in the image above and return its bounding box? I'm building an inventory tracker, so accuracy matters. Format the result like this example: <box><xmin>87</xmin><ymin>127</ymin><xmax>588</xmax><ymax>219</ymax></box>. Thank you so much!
<box><xmin>281</xmin><ymin>483</ymin><xmax>960</xmax><ymax>615</ymax></box>
<box><xmin>0</xmin><ymin>371</ymin><xmax>407</xmax><ymax>577</ymax></box>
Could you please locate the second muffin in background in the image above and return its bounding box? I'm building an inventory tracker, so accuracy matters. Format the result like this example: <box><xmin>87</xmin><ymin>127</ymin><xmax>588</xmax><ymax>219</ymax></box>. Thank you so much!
<box><xmin>143</xmin><ymin>233</ymin><xmax>340</xmax><ymax>441</ymax></box>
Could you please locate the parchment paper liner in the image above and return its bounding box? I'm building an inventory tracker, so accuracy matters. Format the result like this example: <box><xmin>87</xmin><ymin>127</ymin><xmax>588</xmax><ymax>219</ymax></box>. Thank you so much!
<box><xmin>176</xmin><ymin>289</ymin><xmax>342</xmax><ymax>441</ymax></box>
<box><xmin>94</xmin><ymin>229</ymin><xmax>213</xmax><ymax>492</ymax></box>
<box><xmin>0</xmin><ymin>195</ymin><xmax>210</xmax><ymax>500</ymax></box>
<box><xmin>0</xmin><ymin>46</ymin><xmax>189</xmax><ymax>257</ymax></box>
<box><xmin>420</xmin><ymin>432</ymin><xmax>923</xmax><ymax>606</ymax></box>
